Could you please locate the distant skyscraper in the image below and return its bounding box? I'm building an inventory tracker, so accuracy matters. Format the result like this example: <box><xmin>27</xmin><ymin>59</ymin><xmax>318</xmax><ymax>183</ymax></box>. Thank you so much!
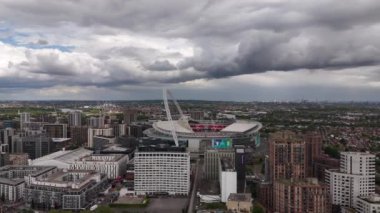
<box><xmin>0</xmin><ymin>127</ymin><xmax>16</xmax><ymax>153</ymax></box>
<box><xmin>43</xmin><ymin>124</ymin><xmax>67</xmax><ymax>138</ymax></box>
<box><xmin>69</xmin><ymin>126</ymin><xmax>88</xmax><ymax>147</ymax></box>
<box><xmin>268</xmin><ymin>131</ymin><xmax>306</xmax><ymax>182</ymax></box>
<box><xmin>87</xmin><ymin>128</ymin><xmax>113</xmax><ymax>148</ymax></box>
<box><xmin>326</xmin><ymin>152</ymin><xmax>375</xmax><ymax>210</ymax></box>
<box><xmin>124</xmin><ymin>109</ymin><xmax>138</xmax><ymax>125</ymax></box>
<box><xmin>87</xmin><ymin>116</ymin><xmax>105</xmax><ymax>128</ymax></box>
<box><xmin>20</xmin><ymin>112</ymin><xmax>30</xmax><ymax>130</ymax></box>
<box><xmin>190</xmin><ymin>111</ymin><xmax>204</xmax><ymax>120</ymax></box>
<box><xmin>68</xmin><ymin>111</ymin><xmax>82</xmax><ymax>127</ymax></box>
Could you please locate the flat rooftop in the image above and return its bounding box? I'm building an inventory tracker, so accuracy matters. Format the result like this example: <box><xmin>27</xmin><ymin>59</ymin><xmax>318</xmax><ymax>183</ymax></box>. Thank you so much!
<box><xmin>220</xmin><ymin>157</ymin><xmax>235</xmax><ymax>171</ymax></box>
<box><xmin>138</xmin><ymin>145</ymin><xmax>187</xmax><ymax>153</ymax></box>
<box><xmin>78</xmin><ymin>154</ymin><xmax>126</xmax><ymax>162</ymax></box>
<box><xmin>31</xmin><ymin>169</ymin><xmax>104</xmax><ymax>191</ymax></box>
<box><xmin>0</xmin><ymin>165</ymin><xmax>56</xmax><ymax>186</ymax></box>
<box><xmin>358</xmin><ymin>194</ymin><xmax>380</xmax><ymax>204</ymax></box>
<box><xmin>227</xmin><ymin>193</ymin><xmax>251</xmax><ymax>202</ymax></box>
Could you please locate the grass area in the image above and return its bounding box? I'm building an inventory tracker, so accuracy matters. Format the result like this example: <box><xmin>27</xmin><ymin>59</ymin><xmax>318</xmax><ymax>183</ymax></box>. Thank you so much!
<box><xmin>109</xmin><ymin>198</ymin><xmax>149</xmax><ymax>209</ymax></box>
<box><xmin>202</xmin><ymin>202</ymin><xmax>226</xmax><ymax>210</ymax></box>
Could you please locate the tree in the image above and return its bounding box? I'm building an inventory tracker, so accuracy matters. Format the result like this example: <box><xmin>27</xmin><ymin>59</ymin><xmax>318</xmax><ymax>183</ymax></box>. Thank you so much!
<box><xmin>252</xmin><ymin>203</ymin><xmax>265</xmax><ymax>213</ymax></box>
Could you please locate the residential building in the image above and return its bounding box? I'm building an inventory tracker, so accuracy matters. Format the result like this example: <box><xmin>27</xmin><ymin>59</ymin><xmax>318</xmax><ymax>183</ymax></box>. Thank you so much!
<box><xmin>356</xmin><ymin>194</ymin><xmax>380</xmax><ymax>213</ymax></box>
<box><xmin>326</xmin><ymin>152</ymin><xmax>376</xmax><ymax>209</ymax></box>
<box><xmin>69</xmin><ymin>126</ymin><xmax>88</xmax><ymax>147</ymax></box>
<box><xmin>273</xmin><ymin>178</ymin><xmax>330</xmax><ymax>213</ymax></box>
<box><xmin>268</xmin><ymin>131</ymin><xmax>306</xmax><ymax>182</ymax></box>
<box><xmin>190</xmin><ymin>111</ymin><xmax>204</xmax><ymax>121</ymax></box>
<box><xmin>0</xmin><ymin>165</ymin><xmax>56</xmax><ymax>202</ymax></box>
<box><xmin>24</xmin><ymin>169</ymin><xmax>107</xmax><ymax>210</ymax></box>
<box><xmin>134</xmin><ymin>146</ymin><xmax>190</xmax><ymax>196</ymax></box>
<box><xmin>43</xmin><ymin>124</ymin><xmax>67</xmax><ymax>138</ymax></box>
<box><xmin>304</xmin><ymin>132</ymin><xmax>322</xmax><ymax>177</ymax></box>
<box><xmin>68</xmin><ymin>111</ymin><xmax>82</xmax><ymax>127</ymax></box>
<box><xmin>87</xmin><ymin>128</ymin><xmax>113</xmax><ymax>148</ymax></box>
<box><xmin>124</xmin><ymin>109</ymin><xmax>138</xmax><ymax>125</ymax></box>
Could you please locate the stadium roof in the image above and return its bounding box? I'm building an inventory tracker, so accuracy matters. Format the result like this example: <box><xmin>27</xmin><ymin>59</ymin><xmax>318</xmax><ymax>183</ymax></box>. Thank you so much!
<box><xmin>155</xmin><ymin>120</ymin><xmax>194</xmax><ymax>133</ymax></box>
<box><xmin>220</xmin><ymin>122</ymin><xmax>259</xmax><ymax>133</ymax></box>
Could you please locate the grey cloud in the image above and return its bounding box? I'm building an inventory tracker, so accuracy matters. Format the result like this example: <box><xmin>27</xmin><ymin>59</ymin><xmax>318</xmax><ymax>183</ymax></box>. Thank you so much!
<box><xmin>145</xmin><ymin>60</ymin><xmax>176</xmax><ymax>71</ymax></box>
<box><xmin>1</xmin><ymin>0</ymin><xmax>380</xmax><ymax>94</ymax></box>
<box><xmin>36</xmin><ymin>39</ymin><xmax>48</xmax><ymax>45</ymax></box>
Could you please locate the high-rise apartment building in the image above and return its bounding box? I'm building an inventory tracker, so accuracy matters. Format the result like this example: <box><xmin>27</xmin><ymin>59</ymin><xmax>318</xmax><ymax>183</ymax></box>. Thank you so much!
<box><xmin>134</xmin><ymin>146</ymin><xmax>190</xmax><ymax>196</ymax></box>
<box><xmin>326</xmin><ymin>152</ymin><xmax>376</xmax><ymax>209</ymax></box>
<box><xmin>304</xmin><ymin>132</ymin><xmax>322</xmax><ymax>176</ymax></box>
<box><xmin>43</xmin><ymin>124</ymin><xmax>67</xmax><ymax>138</ymax></box>
<box><xmin>20</xmin><ymin>112</ymin><xmax>31</xmax><ymax>131</ymax></box>
<box><xmin>268</xmin><ymin>131</ymin><xmax>306</xmax><ymax>182</ymax></box>
<box><xmin>87</xmin><ymin>116</ymin><xmax>105</xmax><ymax>128</ymax></box>
<box><xmin>87</xmin><ymin>128</ymin><xmax>113</xmax><ymax>148</ymax></box>
<box><xmin>273</xmin><ymin>178</ymin><xmax>330</xmax><ymax>213</ymax></box>
<box><xmin>190</xmin><ymin>111</ymin><xmax>204</xmax><ymax>121</ymax></box>
<box><xmin>124</xmin><ymin>109</ymin><xmax>138</xmax><ymax>125</ymax></box>
<box><xmin>0</xmin><ymin>127</ymin><xmax>16</xmax><ymax>153</ymax></box>
<box><xmin>68</xmin><ymin>111</ymin><xmax>82</xmax><ymax>127</ymax></box>
<box><xmin>69</xmin><ymin>126</ymin><xmax>88</xmax><ymax>147</ymax></box>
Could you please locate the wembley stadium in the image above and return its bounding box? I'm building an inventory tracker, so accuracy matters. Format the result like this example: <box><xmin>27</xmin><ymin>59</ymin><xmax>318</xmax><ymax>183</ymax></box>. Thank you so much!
<box><xmin>143</xmin><ymin>89</ymin><xmax>262</xmax><ymax>150</ymax></box>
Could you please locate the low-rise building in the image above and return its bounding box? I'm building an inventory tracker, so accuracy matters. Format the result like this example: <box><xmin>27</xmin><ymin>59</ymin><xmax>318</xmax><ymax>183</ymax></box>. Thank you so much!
<box><xmin>8</xmin><ymin>153</ymin><xmax>29</xmax><ymax>165</ymax></box>
<box><xmin>226</xmin><ymin>193</ymin><xmax>252</xmax><ymax>212</ymax></box>
<box><xmin>70</xmin><ymin>154</ymin><xmax>128</xmax><ymax>179</ymax></box>
<box><xmin>0</xmin><ymin>165</ymin><xmax>56</xmax><ymax>202</ymax></box>
<box><xmin>356</xmin><ymin>194</ymin><xmax>380</xmax><ymax>213</ymax></box>
<box><xmin>24</xmin><ymin>169</ymin><xmax>107</xmax><ymax>210</ymax></box>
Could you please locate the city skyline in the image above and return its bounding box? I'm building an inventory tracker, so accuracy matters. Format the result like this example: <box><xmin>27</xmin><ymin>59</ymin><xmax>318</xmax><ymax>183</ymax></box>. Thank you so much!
<box><xmin>1</xmin><ymin>0</ymin><xmax>380</xmax><ymax>101</ymax></box>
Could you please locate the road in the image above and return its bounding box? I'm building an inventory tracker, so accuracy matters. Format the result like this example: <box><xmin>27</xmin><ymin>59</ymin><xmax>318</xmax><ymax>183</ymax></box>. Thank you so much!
<box><xmin>188</xmin><ymin>159</ymin><xmax>201</xmax><ymax>213</ymax></box>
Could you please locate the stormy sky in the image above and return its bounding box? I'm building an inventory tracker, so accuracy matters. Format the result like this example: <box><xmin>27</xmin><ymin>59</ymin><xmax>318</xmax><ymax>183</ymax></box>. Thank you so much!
<box><xmin>1</xmin><ymin>0</ymin><xmax>380</xmax><ymax>101</ymax></box>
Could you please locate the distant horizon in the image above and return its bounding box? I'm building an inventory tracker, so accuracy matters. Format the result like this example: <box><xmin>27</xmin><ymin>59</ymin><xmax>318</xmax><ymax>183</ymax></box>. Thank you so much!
<box><xmin>1</xmin><ymin>98</ymin><xmax>380</xmax><ymax>104</ymax></box>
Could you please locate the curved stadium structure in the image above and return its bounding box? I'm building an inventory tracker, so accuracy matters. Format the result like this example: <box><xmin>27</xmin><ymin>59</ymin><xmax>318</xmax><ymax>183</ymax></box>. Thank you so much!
<box><xmin>143</xmin><ymin>89</ymin><xmax>262</xmax><ymax>151</ymax></box>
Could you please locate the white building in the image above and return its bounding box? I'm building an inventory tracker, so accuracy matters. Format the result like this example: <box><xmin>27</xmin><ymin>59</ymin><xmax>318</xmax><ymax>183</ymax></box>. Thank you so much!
<box><xmin>134</xmin><ymin>146</ymin><xmax>190</xmax><ymax>196</ymax></box>
<box><xmin>219</xmin><ymin>157</ymin><xmax>237</xmax><ymax>202</ymax></box>
<box><xmin>326</xmin><ymin>152</ymin><xmax>375</xmax><ymax>209</ymax></box>
<box><xmin>356</xmin><ymin>194</ymin><xmax>380</xmax><ymax>213</ymax></box>
<box><xmin>70</xmin><ymin>154</ymin><xmax>129</xmax><ymax>179</ymax></box>
<box><xmin>87</xmin><ymin>128</ymin><xmax>113</xmax><ymax>148</ymax></box>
